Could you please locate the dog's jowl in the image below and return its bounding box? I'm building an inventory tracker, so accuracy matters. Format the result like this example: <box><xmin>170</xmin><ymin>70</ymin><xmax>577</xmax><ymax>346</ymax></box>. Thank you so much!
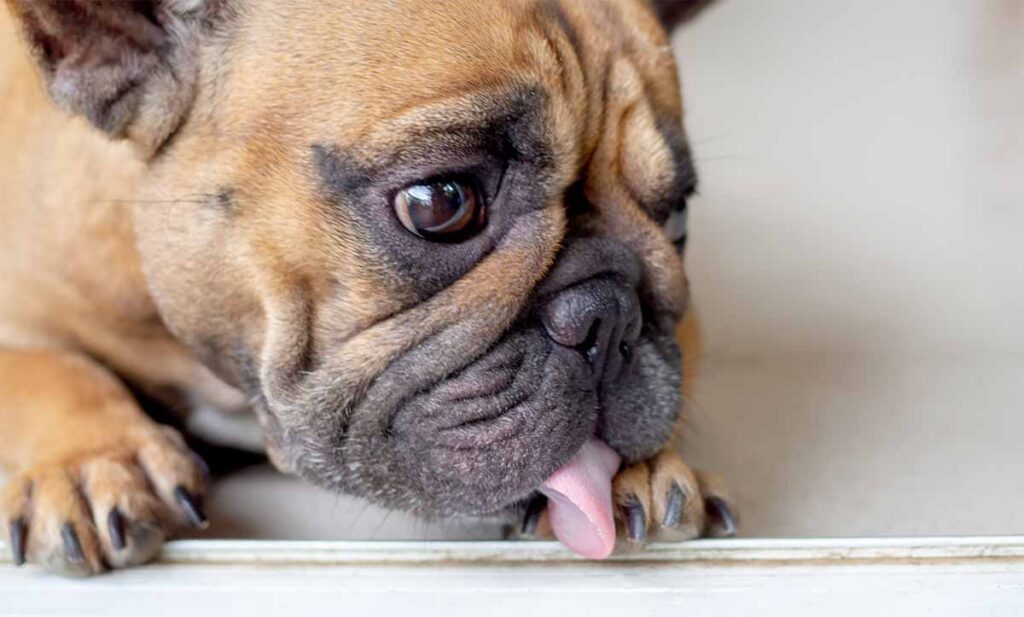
<box><xmin>0</xmin><ymin>0</ymin><xmax>734</xmax><ymax>575</ymax></box>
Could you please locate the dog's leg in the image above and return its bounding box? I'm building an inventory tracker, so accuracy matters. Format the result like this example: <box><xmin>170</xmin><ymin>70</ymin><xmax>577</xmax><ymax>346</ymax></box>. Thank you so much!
<box><xmin>0</xmin><ymin>349</ymin><xmax>206</xmax><ymax>576</ymax></box>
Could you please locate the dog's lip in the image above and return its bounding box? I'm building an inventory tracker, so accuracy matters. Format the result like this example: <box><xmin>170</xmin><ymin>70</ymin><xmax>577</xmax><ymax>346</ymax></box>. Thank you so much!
<box><xmin>392</xmin><ymin>329</ymin><xmax>561</xmax><ymax>441</ymax></box>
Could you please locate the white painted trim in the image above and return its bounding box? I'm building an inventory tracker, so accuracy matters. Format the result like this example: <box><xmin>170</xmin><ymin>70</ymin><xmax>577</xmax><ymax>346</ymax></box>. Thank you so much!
<box><xmin>146</xmin><ymin>535</ymin><xmax>1024</xmax><ymax>565</ymax></box>
<box><xmin>4</xmin><ymin>538</ymin><xmax>1024</xmax><ymax>616</ymax></box>
<box><xmin>3</xmin><ymin>535</ymin><xmax>1024</xmax><ymax>566</ymax></box>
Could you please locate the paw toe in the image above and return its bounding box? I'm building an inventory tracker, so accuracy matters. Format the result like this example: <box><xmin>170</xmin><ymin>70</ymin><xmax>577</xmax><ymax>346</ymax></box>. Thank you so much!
<box><xmin>1</xmin><ymin>428</ymin><xmax>208</xmax><ymax>576</ymax></box>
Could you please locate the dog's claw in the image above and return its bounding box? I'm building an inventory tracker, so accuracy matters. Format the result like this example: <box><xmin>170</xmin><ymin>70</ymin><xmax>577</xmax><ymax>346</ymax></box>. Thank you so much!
<box><xmin>9</xmin><ymin>518</ymin><xmax>26</xmax><ymax>567</ymax></box>
<box><xmin>521</xmin><ymin>495</ymin><xmax>547</xmax><ymax>537</ymax></box>
<box><xmin>663</xmin><ymin>483</ymin><xmax>684</xmax><ymax>527</ymax></box>
<box><xmin>107</xmin><ymin>508</ymin><xmax>127</xmax><ymax>551</ymax></box>
<box><xmin>173</xmin><ymin>486</ymin><xmax>207</xmax><ymax>529</ymax></box>
<box><xmin>705</xmin><ymin>496</ymin><xmax>737</xmax><ymax>537</ymax></box>
<box><xmin>625</xmin><ymin>500</ymin><xmax>646</xmax><ymax>542</ymax></box>
<box><xmin>61</xmin><ymin>523</ymin><xmax>84</xmax><ymax>564</ymax></box>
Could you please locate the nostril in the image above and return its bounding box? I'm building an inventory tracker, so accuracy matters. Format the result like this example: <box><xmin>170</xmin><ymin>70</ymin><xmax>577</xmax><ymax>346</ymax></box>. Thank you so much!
<box><xmin>578</xmin><ymin>319</ymin><xmax>602</xmax><ymax>365</ymax></box>
<box><xmin>619</xmin><ymin>340</ymin><xmax>633</xmax><ymax>364</ymax></box>
<box><xmin>537</xmin><ymin>277</ymin><xmax>643</xmax><ymax>381</ymax></box>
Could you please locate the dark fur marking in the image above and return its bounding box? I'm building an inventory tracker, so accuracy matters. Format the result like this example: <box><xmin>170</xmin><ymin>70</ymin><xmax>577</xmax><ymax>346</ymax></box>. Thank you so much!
<box><xmin>651</xmin><ymin>0</ymin><xmax>717</xmax><ymax>29</ymax></box>
<box><xmin>311</xmin><ymin>87</ymin><xmax>558</xmax><ymax>299</ymax></box>
<box><xmin>537</xmin><ymin>1</ymin><xmax>588</xmax><ymax>101</ymax></box>
<box><xmin>539</xmin><ymin>0</ymin><xmax>583</xmax><ymax>65</ymax></box>
<box><xmin>650</xmin><ymin>114</ymin><xmax>697</xmax><ymax>224</ymax></box>
<box><xmin>205</xmin><ymin>187</ymin><xmax>236</xmax><ymax>214</ymax></box>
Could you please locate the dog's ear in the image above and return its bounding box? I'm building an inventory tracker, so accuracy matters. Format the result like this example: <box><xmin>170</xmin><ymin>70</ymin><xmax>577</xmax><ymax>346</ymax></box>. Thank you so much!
<box><xmin>650</xmin><ymin>0</ymin><xmax>717</xmax><ymax>30</ymax></box>
<box><xmin>4</xmin><ymin>0</ymin><xmax>207</xmax><ymax>155</ymax></box>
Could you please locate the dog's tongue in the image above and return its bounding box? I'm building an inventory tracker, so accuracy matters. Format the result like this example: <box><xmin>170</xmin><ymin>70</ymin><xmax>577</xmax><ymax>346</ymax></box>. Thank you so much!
<box><xmin>539</xmin><ymin>438</ymin><xmax>621</xmax><ymax>559</ymax></box>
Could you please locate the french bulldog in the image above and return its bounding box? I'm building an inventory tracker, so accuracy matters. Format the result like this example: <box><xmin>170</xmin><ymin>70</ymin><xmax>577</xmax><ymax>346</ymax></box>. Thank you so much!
<box><xmin>0</xmin><ymin>0</ymin><xmax>734</xmax><ymax>576</ymax></box>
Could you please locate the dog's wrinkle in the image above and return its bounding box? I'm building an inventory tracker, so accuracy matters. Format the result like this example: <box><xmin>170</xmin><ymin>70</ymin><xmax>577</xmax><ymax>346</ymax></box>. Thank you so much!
<box><xmin>535</xmin><ymin>5</ymin><xmax>581</xmax><ymax>102</ymax></box>
<box><xmin>428</xmin><ymin>386</ymin><xmax>597</xmax><ymax>511</ymax></box>
<box><xmin>434</xmin><ymin>344</ymin><xmax>550</xmax><ymax>434</ymax></box>
<box><xmin>535</xmin><ymin>271</ymin><xmax>635</xmax><ymax>311</ymax></box>
<box><xmin>533</xmin><ymin>237</ymin><xmax>643</xmax><ymax>298</ymax></box>
<box><xmin>649</xmin><ymin>114</ymin><xmax>697</xmax><ymax>223</ymax></box>
<box><xmin>540</xmin><ymin>1</ymin><xmax>583</xmax><ymax>60</ymax></box>
<box><xmin>378</xmin><ymin>330</ymin><xmax>599</xmax><ymax>514</ymax></box>
<box><xmin>435</xmin><ymin>366</ymin><xmax>519</xmax><ymax>408</ymax></box>
<box><xmin>313</xmin><ymin>87</ymin><xmax>551</xmax><ymax>196</ymax></box>
<box><xmin>404</xmin><ymin>331</ymin><xmax>550</xmax><ymax>433</ymax></box>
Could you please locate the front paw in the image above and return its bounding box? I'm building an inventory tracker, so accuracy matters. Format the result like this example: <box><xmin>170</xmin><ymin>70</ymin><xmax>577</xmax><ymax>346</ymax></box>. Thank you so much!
<box><xmin>2</xmin><ymin>426</ymin><xmax>207</xmax><ymax>577</ymax></box>
<box><xmin>613</xmin><ymin>449</ymin><xmax>737</xmax><ymax>544</ymax></box>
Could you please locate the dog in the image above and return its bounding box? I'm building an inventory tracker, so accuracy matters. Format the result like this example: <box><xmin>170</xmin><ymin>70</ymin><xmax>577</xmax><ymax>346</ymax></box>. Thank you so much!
<box><xmin>0</xmin><ymin>0</ymin><xmax>734</xmax><ymax>576</ymax></box>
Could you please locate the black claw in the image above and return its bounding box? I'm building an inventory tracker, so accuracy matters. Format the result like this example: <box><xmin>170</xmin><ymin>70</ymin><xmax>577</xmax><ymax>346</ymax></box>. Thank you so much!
<box><xmin>61</xmin><ymin>523</ymin><xmax>84</xmax><ymax>564</ymax></box>
<box><xmin>107</xmin><ymin>508</ymin><xmax>127</xmax><ymax>551</ymax></box>
<box><xmin>625</xmin><ymin>500</ymin><xmax>646</xmax><ymax>542</ymax></box>
<box><xmin>173</xmin><ymin>486</ymin><xmax>207</xmax><ymax>529</ymax></box>
<box><xmin>663</xmin><ymin>483</ymin><xmax>685</xmax><ymax>527</ymax></box>
<box><xmin>189</xmin><ymin>451</ymin><xmax>211</xmax><ymax>483</ymax></box>
<box><xmin>521</xmin><ymin>495</ymin><xmax>547</xmax><ymax>537</ymax></box>
<box><xmin>705</xmin><ymin>496</ymin><xmax>737</xmax><ymax>537</ymax></box>
<box><xmin>9</xmin><ymin>518</ymin><xmax>26</xmax><ymax>567</ymax></box>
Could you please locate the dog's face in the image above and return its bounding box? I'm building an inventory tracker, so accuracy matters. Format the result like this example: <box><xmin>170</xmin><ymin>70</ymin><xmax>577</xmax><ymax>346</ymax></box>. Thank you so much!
<box><xmin>10</xmin><ymin>0</ymin><xmax>702</xmax><ymax>517</ymax></box>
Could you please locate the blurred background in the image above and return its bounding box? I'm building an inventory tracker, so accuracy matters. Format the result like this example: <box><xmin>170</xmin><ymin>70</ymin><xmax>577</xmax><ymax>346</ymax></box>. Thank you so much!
<box><xmin>678</xmin><ymin>0</ymin><xmax>1024</xmax><ymax>536</ymax></box>
<box><xmin>203</xmin><ymin>0</ymin><xmax>1024</xmax><ymax>539</ymax></box>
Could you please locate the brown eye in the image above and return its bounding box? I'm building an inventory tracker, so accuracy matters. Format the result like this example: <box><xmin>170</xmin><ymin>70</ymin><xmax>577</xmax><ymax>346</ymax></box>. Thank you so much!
<box><xmin>393</xmin><ymin>177</ymin><xmax>485</xmax><ymax>241</ymax></box>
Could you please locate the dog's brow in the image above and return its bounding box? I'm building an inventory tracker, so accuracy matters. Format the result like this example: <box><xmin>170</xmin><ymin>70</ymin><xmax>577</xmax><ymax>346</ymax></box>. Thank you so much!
<box><xmin>312</xmin><ymin>87</ymin><xmax>553</xmax><ymax>199</ymax></box>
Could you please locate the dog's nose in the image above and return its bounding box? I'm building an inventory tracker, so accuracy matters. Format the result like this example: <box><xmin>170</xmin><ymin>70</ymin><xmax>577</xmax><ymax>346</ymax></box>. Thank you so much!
<box><xmin>539</xmin><ymin>277</ymin><xmax>642</xmax><ymax>382</ymax></box>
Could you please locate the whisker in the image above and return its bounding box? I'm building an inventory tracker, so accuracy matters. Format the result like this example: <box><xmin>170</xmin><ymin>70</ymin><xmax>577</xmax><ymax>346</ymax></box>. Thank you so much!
<box><xmin>369</xmin><ymin>510</ymin><xmax>393</xmax><ymax>540</ymax></box>
<box><xmin>694</xmin><ymin>154</ymin><xmax>752</xmax><ymax>163</ymax></box>
<box><xmin>83</xmin><ymin>198</ymin><xmax>210</xmax><ymax>206</ymax></box>
<box><xmin>687</xmin><ymin>134</ymin><xmax>734</xmax><ymax>146</ymax></box>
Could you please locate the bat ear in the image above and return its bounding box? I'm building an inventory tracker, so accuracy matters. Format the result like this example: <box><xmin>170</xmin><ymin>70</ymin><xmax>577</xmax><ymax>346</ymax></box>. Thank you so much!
<box><xmin>650</xmin><ymin>0</ymin><xmax>718</xmax><ymax>31</ymax></box>
<box><xmin>4</xmin><ymin>0</ymin><xmax>208</xmax><ymax>155</ymax></box>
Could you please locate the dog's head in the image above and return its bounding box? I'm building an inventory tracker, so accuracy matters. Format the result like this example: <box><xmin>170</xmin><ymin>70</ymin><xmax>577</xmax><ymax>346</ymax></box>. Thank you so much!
<box><xmin>9</xmin><ymin>0</ymin><xmax>708</xmax><ymax>517</ymax></box>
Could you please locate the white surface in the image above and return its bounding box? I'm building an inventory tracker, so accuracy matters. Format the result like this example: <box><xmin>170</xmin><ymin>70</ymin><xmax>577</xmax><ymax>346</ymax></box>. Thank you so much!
<box><xmin>193</xmin><ymin>0</ymin><xmax>1024</xmax><ymax>542</ymax></box>
<box><xmin>676</xmin><ymin>0</ymin><xmax>1024</xmax><ymax>537</ymax></box>
<box><xmin>4</xmin><ymin>537</ymin><xmax>1024</xmax><ymax>616</ymax></box>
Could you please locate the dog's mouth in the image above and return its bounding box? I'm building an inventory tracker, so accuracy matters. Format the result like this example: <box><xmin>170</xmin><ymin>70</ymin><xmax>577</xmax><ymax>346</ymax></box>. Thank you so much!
<box><xmin>386</xmin><ymin>327</ymin><xmax>601</xmax><ymax>516</ymax></box>
<box><xmin>387</xmin><ymin>324</ymin><xmax>627</xmax><ymax>558</ymax></box>
<box><xmin>272</xmin><ymin>313</ymin><xmax>681</xmax><ymax>544</ymax></box>
<box><xmin>262</xmin><ymin>233</ymin><xmax>683</xmax><ymax>558</ymax></box>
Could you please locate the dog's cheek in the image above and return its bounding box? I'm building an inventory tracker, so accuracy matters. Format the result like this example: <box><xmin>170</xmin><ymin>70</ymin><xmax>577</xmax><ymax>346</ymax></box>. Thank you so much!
<box><xmin>373</xmin><ymin>336</ymin><xmax>600</xmax><ymax>516</ymax></box>
<box><xmin>598</xmin><ymin>336</ymin><xmax>682</xmax><ymax>463</ymax></box>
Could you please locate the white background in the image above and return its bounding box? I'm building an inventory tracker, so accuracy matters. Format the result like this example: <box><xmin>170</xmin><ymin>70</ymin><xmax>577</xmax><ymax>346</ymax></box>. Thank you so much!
<box><xmin>679</xmin><ymin>0</ymin><xmax>1024</xmax><ymax>536</ymax></box>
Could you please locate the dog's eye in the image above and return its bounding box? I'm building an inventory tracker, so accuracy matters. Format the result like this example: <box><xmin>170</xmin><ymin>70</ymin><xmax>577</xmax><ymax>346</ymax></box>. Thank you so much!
<box><xmin>393</xmin><ymin>177</ymin><xmax>485</xmax><ymax>241</ymax></box>
<box><xmin>663</xmin><ymin>202</ymin><xmax>688</xmax><ymax>253</ymax></box>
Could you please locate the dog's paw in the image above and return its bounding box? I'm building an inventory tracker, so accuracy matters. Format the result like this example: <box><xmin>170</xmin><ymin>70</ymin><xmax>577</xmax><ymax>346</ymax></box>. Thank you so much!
<box><xmin>612</xmin><ymin>448</ymin><xmax>737</xmax><ymax>544</ymax></box>
<box><xmin>2</xmin><ymin>426</ymin><xmax>207</xmax><ymax>577</ymax></box>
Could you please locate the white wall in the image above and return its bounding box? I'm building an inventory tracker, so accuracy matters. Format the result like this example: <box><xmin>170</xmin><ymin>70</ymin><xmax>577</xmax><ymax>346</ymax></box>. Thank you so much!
<box><xmin>676</xmin><ymin>0</ymin><xmax>1024</xmax><ymax>536</ymax></box>
<box><xmin>679</xmin><ymin>0</ymin><xmax>1024</xmax><ymax>358</ymax></box>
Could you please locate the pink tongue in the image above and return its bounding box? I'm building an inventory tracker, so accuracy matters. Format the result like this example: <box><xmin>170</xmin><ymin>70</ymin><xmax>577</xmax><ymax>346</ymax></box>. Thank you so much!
<box><xmin>539</xmin><ymin>438</ymin><xmax>621</xmax><ymax>559</ymax></box>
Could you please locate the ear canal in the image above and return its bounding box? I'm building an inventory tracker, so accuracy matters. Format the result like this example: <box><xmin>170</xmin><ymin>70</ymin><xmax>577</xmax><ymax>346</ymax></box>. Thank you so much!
<box><xmin>650</xmin><ymin>0</ymin><xmax>718</xmax><ymax>31</ymax></box>
<box><xmin>5</xmin><ymin>0</ymin><xmax>205</xmax><ymax>156</ymax></box>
